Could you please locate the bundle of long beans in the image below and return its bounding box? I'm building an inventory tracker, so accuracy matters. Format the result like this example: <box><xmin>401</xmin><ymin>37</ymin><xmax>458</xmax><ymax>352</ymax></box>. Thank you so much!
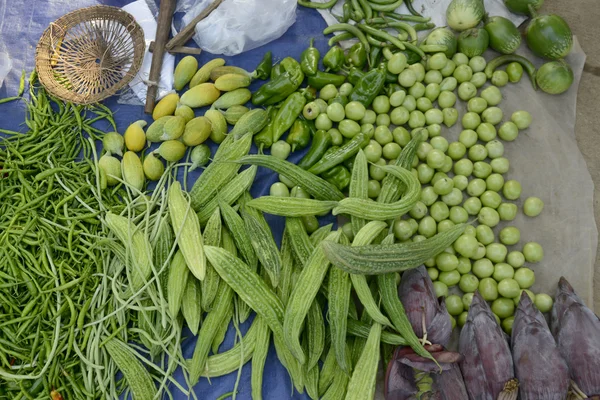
<box><xmin>0</xmin><ymin>78</ymin><xmax>189</xmax><ymax>399</ymax></box>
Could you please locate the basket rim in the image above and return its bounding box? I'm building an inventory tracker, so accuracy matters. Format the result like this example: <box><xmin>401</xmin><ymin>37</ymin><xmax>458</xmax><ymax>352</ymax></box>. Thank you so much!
<box><xmin>35</xmin><ymin>5</ymin><xmax>145</xmax><ymax>105</ymax></box>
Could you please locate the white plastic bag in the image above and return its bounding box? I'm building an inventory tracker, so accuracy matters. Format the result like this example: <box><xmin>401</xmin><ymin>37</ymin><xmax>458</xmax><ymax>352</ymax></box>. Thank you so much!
<box><xmin>181</xmin><ymin>0</ymin><xmax>297</xmax><ymax>56</ymax></box>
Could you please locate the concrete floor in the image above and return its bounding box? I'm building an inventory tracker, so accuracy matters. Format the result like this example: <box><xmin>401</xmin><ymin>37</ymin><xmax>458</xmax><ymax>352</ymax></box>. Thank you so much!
<box><xmin>544</xmin><ymin>0</ymin><xmax>600</xmax><ymax>310</ymax></box>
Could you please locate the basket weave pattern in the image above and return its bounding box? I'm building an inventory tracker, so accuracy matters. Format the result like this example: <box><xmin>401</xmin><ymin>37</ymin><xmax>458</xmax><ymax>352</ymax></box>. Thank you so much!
<box><xmin>35</xmin><ymin>5</ymin><xmax>145</xmax><ymax>104</ymax></box>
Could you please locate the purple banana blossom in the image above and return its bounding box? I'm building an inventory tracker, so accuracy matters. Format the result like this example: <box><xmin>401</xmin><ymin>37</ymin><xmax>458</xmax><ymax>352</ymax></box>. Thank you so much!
<box><xmin>512</xmin><ymin>291</ymin><xmax>569</xmax><ymax>399</ymax></box>
<box><xmin>551</xmin><ymin>277</ymin><xmax>600</xmax><ymax>396</ymax></box>
<box><xmin>398</xmin><ymin>266</ymin><xmax>452</xmax><ymax>346</ymax></box>
<box><xmin>459</xmin><ymin>291</ymin><xmax>517</xmax><ymax>400</ymax></box>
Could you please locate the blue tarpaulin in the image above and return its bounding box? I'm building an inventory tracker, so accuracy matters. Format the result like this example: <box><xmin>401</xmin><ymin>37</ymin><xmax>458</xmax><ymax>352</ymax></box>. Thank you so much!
<box><xmin>0</xmin><ymin>0</ymin><xmax>335</xmax><ymax>398</ymax></box>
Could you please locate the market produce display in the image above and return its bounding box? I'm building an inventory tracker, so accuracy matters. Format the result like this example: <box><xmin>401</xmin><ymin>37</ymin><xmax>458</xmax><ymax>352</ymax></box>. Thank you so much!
<box><xmin>0</xmin><ymin>0</ymin><xmax>596</xmax><ymax>399</ymax></box>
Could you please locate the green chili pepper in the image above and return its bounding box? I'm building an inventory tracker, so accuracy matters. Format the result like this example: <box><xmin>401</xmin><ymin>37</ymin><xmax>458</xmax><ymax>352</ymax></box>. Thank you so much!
<box><xmin>404</xmin><ymin>0</ymin><xmax>423</xmax><ymax>17</ymax></box>
<box><xmin>253</xmin><ymin>57</ymin><xmax>304</xmax><ymax>106</ymax></box>
<box><xmin>347</xmin><ymin>67</ymin><xmax>366</xmax><ymax>86</ymax></box>
<box><xmin>321</xmin><ymin>165</ymin><xmax>351</xmax><ymax>191</ymax></box>
<box><xmin>298</xmin><ymin>0</ymin><xmax>339</xmax><ymax>8</ymax></box>
<box><xmin>255</xmin><ymin>51</ymin><xmax>273</xmax><ymax>80</ymax></box>
<box><xmin>301</xmin><ymin>39</ymin><xmax>320</xmax><ymax>76</ymax></box>
<box><xmin>370</xmin><ymin>46</ymin><xmax>382</xmax><ymax>67</ymax></box>
<box><xmin>348</xmin><ymin>64</ymin><xmax>387</xmax><ymax>107</ymax></box>
<box><xmin>286</xmin><ymin>119</ymin><xmax>311</xmax><ymax>152</ymax></box>
<box><xmin>271</xmin><ymin>92</ymin><xmax>307</xmax><ymax>142</ymax></box>
<box><xmin>255</xmin><ymin>107</ymin><xmax>277</xmax><ymax>151</ymax></box>
<box><xmin>346</xmin><ymin>42</ymin><xmax>368</xmax><ymax>69</ymax></box>
<box><xmin>307</xmin><ymin>71</ymin><xmax>346</xmax><ymax>89</ymax></box>
<box><xmin>413</xmin><ymin>22</ymin><xmax>436</xmax><ymax>31</ymax></box>
<box><xmin>323</xmin><ymin>46</ymin><xmax>346</xmax><ymax>72</ymax></box>
<box><xmin>384</xmin><ymin>11</ymin><xmax>431</xmax><ymax>23</ymax></box>
<box><xmin>342</xmin><ymin>3</ymin><xmax>352</xmax><ymax>22</ymax></box>
<box><xmin>328</xmin><ymin>32</ymin><xmax>355</xmax><ymax>47</ymax></box>
<box><xmin>271</xmin><ymin>63</ymin><xmax>286</xmax><ymax>79</ymax></box>
<box><xmin>298</xmin><ymin>129</ymin><xmax>333</xmax><ymax>169</ymax></box>
<box><xmin>309</xmin><ymin>132</ymin><xmax>370</xmax><ymax>175</ymax></box>
<box><xmin>323</xmin><ymin>24</ymin><xmax>371</xmax><ymax>54</ymax></box>
<box><xmin>328</xmin><ymin>94</ymin><xmax>349</xmax><ymax>106</ymax></box>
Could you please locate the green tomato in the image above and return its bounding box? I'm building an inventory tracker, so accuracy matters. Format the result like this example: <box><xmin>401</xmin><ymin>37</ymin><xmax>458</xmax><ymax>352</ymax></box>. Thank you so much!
<box><xmin>399</xmin><ymin>69</ymin><xmax>417</xmax><ymax>87</ymax></box>
<box><xmin>458</xmin><ymin>82</ymin><xmax>477</xmax><ymax>101</ymax></box>
<box><xmin>441</xmin><ymin>188</ymin><xmax>463</xmax><ymax>206</ymax></box>
<box><xmin>499</xmin><ymin>226</ymin><xmax>521</xmax><ymax>245</ymax></box>
<box><xmin>302</xmin><ymin>215</ymin><xmax>319</xmax><ymax>234</ymax></box>
<box><xmin>373</xmin><ymin>95</ymin><xmax>391</xmax><ymax>114</ymax></box>
<box><xmin>433</xmin><ymin>281</ymin><xmax>449</xmax><ymax>298</ymax></box>
<box><xmin>498</xmin><ymin>202</ymin><xmax>518</xmax><ymax>221</ymax></box>
<box><xmin>473</xmin><ymin>161</ymin><xmax>492</xmax><ymax>179</ymax></box>
<box><xmin>485</xmin><ymin>140</ymin><xmax>505</xmax><ymax>159</ymax></box>
<box><xmin>408</xmin><ymin>110</ymin><xmax>426</xmax><ymax>128</ymax></box>
<box><xmin>481</xmin><ymin>86</ymin><xmax>502</xmax><ymax>106</ymax></box>
<box><xmin>479</xmin><ymin>278</ymin><xmax>499</xmax><ymax>301</ymax></box>
<box><xmin>470</xmin><ymin>71</ymin><xmax>488</xmax><ymax>88</ymax></box>
<box><xmin>426</xmin><ymin>149</ymin><xmax>446</xmax><ymax>169</ymax></box>
<box><xmin>523</xmin><ymin>242</ymin><xmax>544</xmax><ymax>263</ymax></box>
<box><xmin>468</xmin><ymin>144</ymin><xmax>488</xmax><ymax>161</ymax></box>
<box><xmin>402</xmin><ymin>95</ymin><xmax>417</xmax><ymax>111</ymax></box>
<box><xmin>424</xmin><ymin>109</ymin><xmax>444</xmax><ymax>126</ymax></box>
<box><xmin>319</xmin><ymin>84</ymin><xmax>338</xmax><ymax>101</ymax></box>
<box><xmin>383</xmin><ymin>142</ymin><xmax>402</xmax><ymax>160</ymax></box>
<box><xmin>440</xmin><ymin>76</ymin><xmax>458</xmax><ymax>92</ymax></box>
<box><xmin>459</xmin><ymin>129</ymin><xmax>478</xmax><ymax>148</ymax></box>
<box><xmin>467</xmin><ymin>178</ymin><xmax>486</xmax><ymax>197</ymax></box>
<box><xmin>502</xmin><ymin>179</ymin><xmax>522</xmax><ymax>200</ymax></box>
<box><xmin>421</xmin><ymin>187</ymin><xmax>439</xmax><ymax>207</ymax></box>
<box><xmin>327</xmin><ymin>102</ymin><xmax>346</xmax><ymax>122</ymax></box>
<box><xmin>393</xmin><ymin>219</ymin><xmax>414</xmax><ymax>241</ymax></box>
<box><xmin>418</xmin><ymin>215</ymin><xmax>438</xmax><ymax>237</ymax></box>
<box><xmin>417</xmin><ymin>164</ymin><xmax>435</xmax><ymax>184</ymax></box>
<box><xmin>417</xmin><ymin>97</ymin><xmax>434</xmax><ymax>112</ymax></box>
<box><xmin>409</xmin><ymin>63</ymin><xmax>426</xmax><ymax>82</ymax></box>
<box><xmin>440</xmin><ymin>59</ymin><xmax>457</xmax><ymax>76</ymax></box>
<box><xmin>303</xmin><ymin>101</ymin><xmax>321</xmax><ymax>120</ymax></box>
<box><xmin>438</xmin><ymin>91</ymin><xmax>457</xmax><ymax>108</ymax></box>
<box><xmin>473</xmin><ymin>258</ymin><xmax>494</xmax><ymax>278</ymax></box>
<box><xmin>462</xmin><ymin>111</ymin><xmax>481</xmax><ymax>130</ymax></box>
<box><xmin>433</xmin><ymin>178</ymin><xmax>454</xmax><ymax>196</ymax></box>
<box><xmin>493</xmin><ymin>262</ymin><xmax>514</xmax><ymax>281</ymax></box>
<box><xmin>476</xmin><ymin>224</ymin><xmax>495</xmax><ymax>245</ymax></box>
<box><xmin>491</xmin><ymin>298</ymin><xmax>515</xmax><ymax>319</ymax></box>
<box><xmin>417</xmin><ymin>142</ymin><xmax>434</xmax><ymax>161</ymax></box>
<box><xmin>476</xmin><ymin>123</ymin><xmax>497</xmax><ymax>142</ymax></box>
<box><xmin>427</xmin><ymin>267</ymin><xmax>439</xmax><ymax>281</ymax></box>
<box><xmin>364</xmin><ymin>140</ymin><xmax>383</xmax><ymax>163</ymax></box>
<box><xmin>291</xmin><ymin>185</ymin><xmax>311</xmax><ymax>199</ymax></box>
<box><xmin>457</xmin><ymin>256</ymin><xmax>472</xmax><ymax>274</ymax></box>
<box><xmin>464</xmin><ymin>225</ymin><xmax>477</xmax><ymax>236</ymax></box>
<box><xmin>342</xmin><ymin>222</ymin><xmax>354</xmax><ymax>241</ymax></box>
<box><xmin>393</xmin><ymin>127</ymin><xmax>411</xmax><ymax>146</ymax></box>
<box><xmin>462</xmin><ymin>292</ymin><xmax>475</xmax><ymax>310</ymax></box>
<box><xmin>270</xmin><ymin>182</ymin><xmax>290</xmax><ymax>197</ymax></box>
<box><xmin>374</xmin><ymin>125</ymin><xmax>393</xmax><ymax>145</ymax></box>
<box><xmin>454</xmin><ymin>234</ymin><xmax>479</xmax><ymax>258</ymax></box>
<box><xmin>410</xmin><ymin>201</ymin><xmax>428</xmax><ymax>219</ymax></box>
<box><xmin>534</xmin><ymin>293</ymin><xmax>554</xmax><ymax>313</ymax></box>
<box><xmin>453</xmin><ymin>64</ymin><xmax>473</xmax><ymax>82</ymax></box>
<box><xmin>428</xmin><ymin>52</ymin><xmax>448</xmax><ymax>70</ymax></box>
<box><xmin>361</xmin><ymin>109</ymin><xmax>377</xmax><ymax>125</ymax></box>
<box><xmin>507</xmin><ymin>250</ymin><xmax>525</xmax><ymax>268</ymax></box>
<box><xmin>438</xmin><ymin>219</ymin><xmax>456</xmax><ymax>233</ymax></box>
<box><xmin>442</xmin><ymin>108</ymin><xmax>459</xmax><ymax>127</ymax></box>
<box><xmin>369</xmin><ymin>160</ymin><xmax>386</xmax><ymax>181</ymax></box>
<box><xmin>314</xmin><ymin>99</ymin><xmax>329</xmax><ymax>113</ymax></box>
<box><xmin>506</xmin><ymin>62</ymin><xmax>524</xmax><ymax>83</ymax></box>
<box><xmin>482</xmin><ymin>107</ymin><xmax>504</xmax><ymax>125</ymax></box>
<box><xmin>376</xmin><ymin>113</ymin><xmax>391</xmax><ymax>127</ymax></box>
<box><xmin>436</xmin><ymin>251</ymin><xmax>459</xmax><ymax>272</ymax></box>
<box><xmin>272</xmin><ymin>140</ymin><xmax>291</xmax><ymax>160</ymax></box>
<box><xmin>514</xmin><ymin>267</ymin><xmax>535</xmax><ymax>289</ymax></box>
<box><xmin>361</xmin><ymin>124</ymin><xmax>375</xmax><ymax>139</ymax></box>
<box><xmin>491</xmin><ymin>70</ymin><xmax>509</xmax><ymax>87</ymax></box>
<box><xmin>425</xmin><ymin>83</ymin><xmax>442</xmax><ymax>102</ymax></box>
<box><xmin>388</xmin><ymin>52</ymin><xmax>408</xmax><ymax>74</ymax></box>
<box><xmin>463</xmin><ymin>196</ymin><xmax>482</xmax><ymax>215</ymax></box>
<box><xmin>345</xmin><ymin>101</ymin><xmax>366</xmax><ymax>121</ymax></box>
<box><xmin>339</xmin><ymin>82</ymin><xmax>354</xmax><ymax>97</ymax></box>
<box><xmin>469</xmin><ymin>56</ymin><xmax>487</xmax><ymax>72</ymax></box>
<box><xmin>390</xmin><ymin>107</ymin><xmax>410</xmax><ymax>125</ymax></box>
<box><xmin>472</xmin><ymin>242</ymin><xmax>487</xmax><ymax>260</ymax></box>
<box><xmin>478</xmin><ymin>206</ymin><xmax>500</xmax><ymax>227</ymax></box>
<box><xmin>328</xmin><ymin>128</ymin><xmax>343</xmax><ymax>146</ymax></box>
<box><xmin>315</xmin><ymin>113</ymin><xmax>333</xmax><ymax>130</ymax></box>
<box><xmin>480</xmin><ymin>190</ymin><xmax>502</xmax><ymax>209</ymax></box>
<box><xmin>498</xmin><ymin>121</ymin><xmax>519</xmax><ymax>141</ymax></box>
<box><xmin>523</xmin><ymin>197</ymin><xmax>544</xmax><ymax>217</ymax></box>
<box><xmin>448</xmin><ymin>142</ymin><xmax>467</xmax><ymax>160</ymax></box>
<box><xmin>467</xmin><ymin>97</ymin><xmax>488</xmax><ymax>114</ymax></box>
<box><xmin>367</xmin><ymin>179</ymin><xmax>381</xmax><ymax>198</ymax></box>
<box><xmin>279</xmin><ymin>174</ymin><xmax>295</xmax><ymax>188</ymax></box>
<box><xmin>389</xmin><ymin>90</ymin><xmax>407</xmax><ymax>107</ymax></box>
<box><xmin>445</xmin><ymin>295</ymin><xmax>464</xmax><ymax>316</ymax></box>
<box><xmin>458</xmin><ymin>310</ymin><xmax>469</xmax><ymax>327</ymax></box>
<box><xmin>430</xmin><ymin>201</ymin><xmax>450</xmax><ymax>222</ymax></box>
<box><xmin>409</xmin><ymin>82</ymin><xmax>426</xmax><ymax>99</ymax></box>
<box><xmin>502</xmin><ymin>316</ymin><xmax>514</xmax><ymax>335</ymax></box>
<box><xmin>498</xmin><ymin>278</ymin><xmax>521</xmax><ymax>298</ymax></box>
<box><xmin>339</xmin><ymin>119</ymin><xmax>361</xmax><ymax>138</ymax></box>
<box><xmin>452</xmin><ymin>175</ymin><xmax>469</xmax><ymax>191</ymax></box>
<box><xmin>428</xmin><ymin>124</ymin><xmax>442</xmax><ymax>138</ymax></box>
<box><xmin>439</xmin><ymin>270</ymin><xmax>461</xmax><ymax>287</ymax></box>
<box><xmin>490</xmin><ymin>157</ymin><xmax>510</xmax><ymax>174</ymax></box>
<box><xmin>485</xmin><ymin>174</ymin><xmax>505</xmax><ymax>192</ymax></box>
<box><xmin>486</xmin><ymin>242</ymin><xmax>508</xmax><ymax>263</ymax></box>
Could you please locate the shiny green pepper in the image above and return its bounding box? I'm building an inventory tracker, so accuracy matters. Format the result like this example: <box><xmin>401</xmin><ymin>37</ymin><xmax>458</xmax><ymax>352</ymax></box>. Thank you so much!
<box><xmin>323</xmin><ymin>46</ymin><xmax>346</xmax><ymax>72</ymax></box>
<box><xmin>255</xmin><ymin>51</ymin><xmax>272</xmax><ymax>80</ymax></box>
<box><xmin>321</xmin><ymin>165</ymin><xmax>351</xmax><ymax>191</ymax></box>
<box><xmin>271</xmin><ymin>92</ymin><xmax>307</xmax><ymax>143</ymax></box>
<box><xmin>271</xmin><ymin>63</ymin><xmax>285</xmax><ymax>79</ymax></box>
<box><xmin>348</xmin><ymin>64</ymin><xmax>387</xmax><ymax>107</ymax></box>
<box><xmin>286</xmin><ymin>119</ymin><xmax>311</xmax><ymax>151</ymax></box>
<box><xmin>347</xmin><ymin>67</ymin><xmax>366</xmax><ymax>86</ymax></box>
<box><xmin>254</xmin><ymin>106</ymin><xmax>277</xmax><ymax>151</ymax></box>
<box><xmin>299</xmin><ymin>86</ymin><xmax>318</xmax><ymax>102</ymax></box>
<box><xmin>346</xmin><ymin>42</ymin><xmax>368</xmax><ymax>69</ymax></box>
<box><xmin>301</xmin><ymin>38</ymin><xmax>320</xmax><ymax>76</ymax></box>
<box><xmin>307</xmin><ymin>71</ymin><xmax>346</xmax><ymax>89</ymax></box>
<box><xmin>253</xmin><ymin>57</ymin><xmax>304</xmax><ymax>106</ymax></box>
<box><xmin>298</xmin><ymin>129</ymin><xmax>333</xmax><ymax>169</ymax></box>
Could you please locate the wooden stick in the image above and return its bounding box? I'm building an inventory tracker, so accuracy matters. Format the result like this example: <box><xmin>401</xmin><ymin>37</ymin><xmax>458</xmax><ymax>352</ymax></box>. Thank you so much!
<box><xmin>144</xmin><ymin>0</ymin><xmax>177</xmax><ymax>114</ymax></box>
<box><xmin>166</xmin><ymin>0</ymin><xmax>224</xmax><ymax>50</ymax></box>
<box><xmin>149</xmin><ymin>42</ymin><xmax>202</xmax><ymax>55</ymax></box>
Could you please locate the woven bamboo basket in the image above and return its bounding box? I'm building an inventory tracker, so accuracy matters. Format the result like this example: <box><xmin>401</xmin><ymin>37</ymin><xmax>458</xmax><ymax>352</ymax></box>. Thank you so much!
<box><xmin>35</xmin><ymin>5</ymin><xmax>145</xmax><ymax>104</ymax></box>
